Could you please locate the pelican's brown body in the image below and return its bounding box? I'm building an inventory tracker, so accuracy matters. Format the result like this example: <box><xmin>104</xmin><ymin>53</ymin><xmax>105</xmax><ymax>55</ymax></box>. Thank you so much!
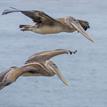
<box><xmin>2</xmin><ymin>7</ymin><xmax>94</xmax><ymax>42</ymax></box>
<box><xmin>0</xmin><ymin>49</ymin><xmax>77</xmax><ymax>90</ymax></box>
<box><xmin>19</xmin><ymin>18</ymin><xmax>88</xmax><ymax>35</ymax></box>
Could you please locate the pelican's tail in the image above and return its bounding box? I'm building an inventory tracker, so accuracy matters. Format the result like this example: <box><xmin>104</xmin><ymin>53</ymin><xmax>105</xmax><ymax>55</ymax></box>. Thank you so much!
<box><xmin>19</xmin><ymin>24</ymin><xmax>33</xmax><ymax>31</ymax></box>
<box><xmin>2</xmin><ymin>7</ymin><xmax>21</xmax><ymax>15</ymax></box>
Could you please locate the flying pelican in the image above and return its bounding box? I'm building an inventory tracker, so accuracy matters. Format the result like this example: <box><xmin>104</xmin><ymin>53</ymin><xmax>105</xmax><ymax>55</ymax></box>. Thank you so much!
<box><xmin>0</xmin><ymin>49</ymin><xmax>77</xmax><ymax>90</ymax></box>
<box><xmin>2</xmin><ymin>7</ymin><xmax>94</xmax><ymax>42</ymax></box>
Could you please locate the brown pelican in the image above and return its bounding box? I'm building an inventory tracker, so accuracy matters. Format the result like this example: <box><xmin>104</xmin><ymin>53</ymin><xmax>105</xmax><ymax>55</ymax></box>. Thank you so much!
<box><xmin>2</xmin><ymin>7</ymin><xmax>94</xmax><ymax>42</ymax></box>
<box><xmin>0</xmin><ymin>49</ymin><xmax>77</xmax><ymax>90</ymax></box>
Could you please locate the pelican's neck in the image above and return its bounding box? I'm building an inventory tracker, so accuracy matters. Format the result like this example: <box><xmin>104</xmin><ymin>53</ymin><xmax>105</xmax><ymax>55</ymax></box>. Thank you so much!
<box><xmin>44</xmin><ymin>61</ymin><xmax>56</xmax><ymax>76</ymax></box>
<box><xmin>13</xmin><ymin>68</ymin><xmax>25</xmax><ymax>80</ymax></box>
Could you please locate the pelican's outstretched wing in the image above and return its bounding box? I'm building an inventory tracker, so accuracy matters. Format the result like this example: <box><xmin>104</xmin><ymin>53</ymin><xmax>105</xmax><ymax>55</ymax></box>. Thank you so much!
<box><xmin>25</xmin><ymin>49</ymin><xmax>77</xmax><ymax>63</ymax></box>
<box><xmin>0</xmin><ymin>63</ymin><xmax>45</xmax><ymax>90</ymax></box>
<box><xmin>65</xmin><ymin>16</ymin><xmax>95</xmax><ymax>43</ymax></box>
<box><xmin>2</xmin><ymin>7</ymin><xmax>59</xmax><ymax>25</ymax></box>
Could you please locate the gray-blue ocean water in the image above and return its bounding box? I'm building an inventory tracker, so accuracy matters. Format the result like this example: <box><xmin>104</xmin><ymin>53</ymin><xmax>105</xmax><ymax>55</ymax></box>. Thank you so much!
<box><xmin>0</xmin><ymin>0</ymin><xmax>107</xmax><ymax>107</ymax></box>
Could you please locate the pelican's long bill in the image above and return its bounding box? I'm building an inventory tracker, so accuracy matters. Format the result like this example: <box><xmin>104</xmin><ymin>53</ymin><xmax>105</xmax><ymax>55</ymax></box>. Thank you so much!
<box><xmin>65</xmin><ymin>16</ymin><xmax>95</xmax><ymax>43</ymax></box>
<box><xmin>48</xmin><ymin>64</ymin><xmax>69</xmax><ymax>86</ymax></box>
<box><xmin>56</xmin><ymin>70</ymin><xmax>69</xmax><ymax>86</ymax></box>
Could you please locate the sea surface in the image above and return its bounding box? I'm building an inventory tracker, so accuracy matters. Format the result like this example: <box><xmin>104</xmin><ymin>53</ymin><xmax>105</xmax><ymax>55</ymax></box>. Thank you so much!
<box><xmin>0</xmin><ymin>0</ymin><xmax>107</xmax><ymax>107</ymax></box>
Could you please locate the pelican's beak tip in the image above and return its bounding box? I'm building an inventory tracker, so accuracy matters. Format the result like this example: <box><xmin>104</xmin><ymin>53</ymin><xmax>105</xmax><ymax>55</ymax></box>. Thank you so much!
<box><xmin>92</xmin><ymin>40</ymin><xmax>95</xmax><ymax>43</ymax></box>
<box><xmin>89</xmin><ymin>38</ymin><xmax>95</xmax><ymax>43</ymax></box>
<box><xmin>64</xmin><ymin>80</ymin><xmax>69</xmax><ymax>86</ymax></box>
<box><xmin>65</xmin><ymin>83</ymin><xmax>69</xmax><ymax>86</ymax></box>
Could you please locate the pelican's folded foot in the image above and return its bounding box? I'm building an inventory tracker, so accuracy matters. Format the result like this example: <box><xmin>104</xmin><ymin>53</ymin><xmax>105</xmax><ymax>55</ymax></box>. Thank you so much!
<box><xmin>19</xmin><ymin>25</ymin><xmax>28</xmax><ymax>31</ymax></box>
